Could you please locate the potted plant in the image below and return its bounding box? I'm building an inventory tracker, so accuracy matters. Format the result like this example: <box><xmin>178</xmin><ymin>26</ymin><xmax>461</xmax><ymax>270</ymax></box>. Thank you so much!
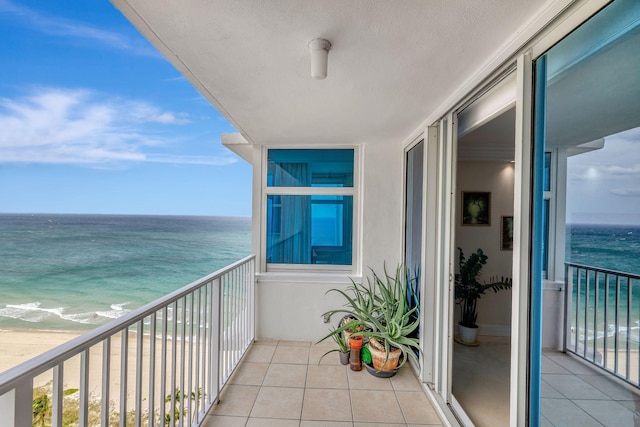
<box><xmin>455</xmin><ymin>247</ymin><xmax>512</xmax><ymax>345</ymax></box>
<box><xmin>356</xmin><ymin>266</ymin><xmax>420</xmax><ymax>375</ymax></box>
<box><xmin>318</xmin><ymin>326</ymin><xmax>350</xmax><ymax>365</ymax></box>
<box><xmin>317</xmin><ymin>265</ymin><xmax>421</xmax><ymax>377</ymax></box>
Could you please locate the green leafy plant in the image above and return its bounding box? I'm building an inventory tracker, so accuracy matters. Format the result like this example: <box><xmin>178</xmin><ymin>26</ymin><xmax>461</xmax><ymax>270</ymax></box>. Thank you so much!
<box><xmin>316</xmin><ymin>326</ymin><xmax>350</xmax><ymax>363</ymax></box>
<box><xmin>455</xmin><ymin>247</ymin><xmax>512</xmax><ymax>327</ymax></box>
<box><xmin>32</xmin><ymin>382</ymin><xmax>147</xmax><ymax>427</ymax></box>
<box><xmin>164</xmin><ymin>387</ymin><xmax>203</xmax><ymax>425</ymax></box>
<box><xmin>32</xmin><ymin>394</ymin><xmax>50</xmax><ymax>427</ymax></box>
<box><xmin>317</xmin><ymin>265</ymin><xmax>421</xmax><ymax>370</ymax></box>
<box><xmin>355</xmin><ymin>265</ymin><xmax>420</xmax><ymax>369</ymax></box>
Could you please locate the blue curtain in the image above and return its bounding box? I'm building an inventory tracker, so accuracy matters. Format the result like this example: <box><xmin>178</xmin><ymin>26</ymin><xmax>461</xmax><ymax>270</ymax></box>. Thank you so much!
<box><xmin>270</xmin><ymin>163</ymin><xmax>311</xmax><ymax>263</ymax></box>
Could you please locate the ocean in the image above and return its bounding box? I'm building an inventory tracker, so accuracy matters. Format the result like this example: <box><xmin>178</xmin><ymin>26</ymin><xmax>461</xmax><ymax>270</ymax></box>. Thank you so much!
<box><xmin>0</xmin><ymin>214</ymin><xmax>251</xmax><ymax>332</ymax></box>
<box><xmin>0</xmin><ymin>216</ymin><xmax>637</xmax><ymax>333</ymax></box>
<box><xmin>567</xmin><ymin>223</ymin><xmax>640</xmax><ymax>274</ymax></box>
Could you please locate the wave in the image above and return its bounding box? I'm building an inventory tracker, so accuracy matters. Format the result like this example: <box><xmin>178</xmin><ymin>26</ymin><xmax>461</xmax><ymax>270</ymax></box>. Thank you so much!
<box><xmin>0</xmin><ymin>301</ymin><xmax>131</xmax><ymax>326</ymax></box>
<box><xmin>95</xmin><ymin>302</ymin><xmax>131</xmax><ymax>320</ymax></box>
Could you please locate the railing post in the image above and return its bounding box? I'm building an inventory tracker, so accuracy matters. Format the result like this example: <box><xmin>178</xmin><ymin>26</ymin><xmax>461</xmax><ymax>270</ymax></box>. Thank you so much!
<box><xmin>211</xmin><ymin>277</ymin><xmax>221</xmax><ymax>404</ymax></box>
<box><xmin>250</xmin><ymin>258</ymin><xmax>256</xmax><ymax>341</ymax></box>
<box><xmin>563</xmin><ymin>263</ymin><xmax>570</xmax><ymax>353</ymax></box>
<box><xmin>0</xmin><ymin>379</ymin><xmax>33</xmax><ymax>427</ymax></box>
<box><xmin>52</xmin><ymin>363</ymin><xmax>64</xmax><ymax>427</ymax></box>
<box><xmin>79</xmin><ymin>349</ymin><xmax>90</xmax><ymax>427</ymax></box>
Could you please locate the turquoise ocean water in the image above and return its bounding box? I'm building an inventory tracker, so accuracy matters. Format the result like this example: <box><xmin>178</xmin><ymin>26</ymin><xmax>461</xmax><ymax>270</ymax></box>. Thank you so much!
<box><xmin>0</xmin><ymin>214</ymin><xmax>251</xmax><ymax>332</ymax></box>
<box><xmin>566</xmin><ymin>223</ymin><xmax>640</xmax><ymax>343</ymax></box>
<box><xmin>0</xmin><ymin>215</ymin><xmax>637</xmax><ymax>334</ymax></box>
<box><xmin>567</xmin><ymin>223</ymin><xmax>640</xmax><ymax>274</ymax></box>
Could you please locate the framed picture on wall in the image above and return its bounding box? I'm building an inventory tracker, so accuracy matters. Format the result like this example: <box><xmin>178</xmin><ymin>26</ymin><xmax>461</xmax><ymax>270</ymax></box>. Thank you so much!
<box><xmin>501</xmin><ymin>216</ymin><xmax>514</xmax><ymax>250</ymax></box>
<box><xmin>461</xmin><ymin>192</ymin><xmax>490</xmax><ymax>226</ymax></box>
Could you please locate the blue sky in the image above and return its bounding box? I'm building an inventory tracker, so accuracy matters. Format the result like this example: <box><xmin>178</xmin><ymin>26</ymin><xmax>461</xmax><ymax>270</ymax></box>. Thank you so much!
<box><xmin>0</xmin><ymin>0</ymin><xmax>252</xmax><ymax>217</ymax></box>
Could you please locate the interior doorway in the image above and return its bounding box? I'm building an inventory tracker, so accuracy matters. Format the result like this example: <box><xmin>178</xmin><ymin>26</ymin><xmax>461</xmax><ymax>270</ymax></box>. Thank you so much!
<box><xmin>450</xmin><ymin>73</ymin><xmax>517</xmax><ymax>426</ymax></box>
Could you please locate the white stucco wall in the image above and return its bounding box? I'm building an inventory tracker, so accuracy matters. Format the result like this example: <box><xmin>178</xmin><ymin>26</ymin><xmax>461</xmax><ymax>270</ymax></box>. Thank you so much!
<box><xmin>249</xmin><ymin>140</ymin><xmax>404</xmax><ymax>341</ymax></box>
<box><xmin>455</xmin><ymin>160</ymin><xmax>515</xmax><ymax>334</ymax></box>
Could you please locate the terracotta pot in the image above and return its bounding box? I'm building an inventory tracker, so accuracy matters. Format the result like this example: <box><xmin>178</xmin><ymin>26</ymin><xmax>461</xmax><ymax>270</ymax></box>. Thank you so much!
<box><xmin>340</xmin><ymin>316</ymin><xmax>356</xmax><ymax>346</ymax></box>
<box><xmin>367</xmin><ymin>338</ymin><xmax>401</xmax><ymax>371</ymax></box>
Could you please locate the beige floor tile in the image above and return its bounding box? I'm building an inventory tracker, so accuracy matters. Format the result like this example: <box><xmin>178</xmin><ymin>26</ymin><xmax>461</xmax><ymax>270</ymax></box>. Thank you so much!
<box><xmin>546</xmin><ymin>353</ymin><xmax>601</xmax><ymax>375</ymax></box>
<box><xmin>200</xmin><ymin>415</ymin><xmax>247</xmax><ymax>427</ymax></box>
<box><xmin>272</xmin><ymin>345</ymin><xmax>311</xmax><ymax>364</ymax></box>
<box><xmin>254</xmin><ymin>339</ymin><xmax>279</xmax><ymax>346</ymax></box>
<box><xmin>353</xmin><ymin>424</ymin><xmax>405</xmax><ymax>427</ymax></box>
<box><xmin>540</xmin><ymin>415</ymin><xmax>555</xmax><ymax>427</ymax></box>
<box><xmin>306</xmin><ymin>365</ymin><xmax>349</xmax><ymax>389</ymax></box>
<box><xmin>347</xmin><ymin>367</ymin><xmax>393</xmax><ymax>390</ymax></box>
<box><xmin>246</xmin><ymin>418</ymin><xmax>299</xmax><ymax>426</ymax></box>
<box><xmin>210</xmin><ymin>384</ymin><xmax>260</xmax><ymax>416</ymax></box>
<box><xmin>542</xmin><ymin>355</ymin><xmax>571</xmax><ymax>374</ymax></box>
<box><xmin>350</xmin><ymin>389</ymin><xmax>405</xmax><ymax>424</ymax></box>
<box><xmin>229</xmin><ymin>361</ymin><xmax>269</xmax><ymax>385</ymax></box>
<box><xmin>279</xmin><ymin>340</ymin><xmax>312</xmax><ymax>347</ymax></box>
<box><xmin>396</xmin><ymin>391</ymin><xmax>441</xmax><ymax>424</ymax></box>
<box><xmin>540</xmin><ymin>398</ymin><xmax>602</xmax><ymax>427</ymax></box>
<box><xmin>302</xmin><ymin>388</ymin><xmax>353</xmax><ymax>421</ymax></box>
<box><xmin>391</xmin><ymin>365</ymin><xmax>422</xmax><ymax>391</ymax></box>
<box><xmin>250</xmin><ymin>386</ymin><xmax>304</xmax><ymax>419</ymax></box>
<box><xmin>543</xmin><ymin>374</ymin><xmax>610</xmax><ymax>400</ymax></box>
<box><xmin>540</xmin><ymin>379</ymin><xmax>564</xmax><ymax>398</ymax></box>
<box><xmin>263</xmin><ymin>363</ymin><xmax>308</xmax><ymax>387</ymax></box>
<box><xmin>244</xmin><ymin>344</ymin><xmax>277</xmax><ymax>363</ymax></box>
<box><xmin>302</xmin><ymin>421</ymin><xmax>353</xmax><ymax>427</ymax></box>
<box><xmin>578</xmin><ymin>373</ymin><xmax>640</xmax><ymax>401</ymax></box>
<box><xmin>573</xmin><ymin>399</ymin><xmax>640</xmax><ymax>427</ymax></box>
<box><xmin>618</xmin><ymin>400</ymin><xmax>640</xmax><ymax>413</ymax></box>
<box><xmin>310</xmin><ymin>345</ymin><xmax>346</xmax><ymax>366</ymax></box>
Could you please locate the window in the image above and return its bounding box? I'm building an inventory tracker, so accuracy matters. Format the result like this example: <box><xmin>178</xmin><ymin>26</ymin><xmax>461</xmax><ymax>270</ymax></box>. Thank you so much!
<box><xmin>265</xmin><ymin>149</ymin><xmax>355</xmax><ymax>267</ymax></box>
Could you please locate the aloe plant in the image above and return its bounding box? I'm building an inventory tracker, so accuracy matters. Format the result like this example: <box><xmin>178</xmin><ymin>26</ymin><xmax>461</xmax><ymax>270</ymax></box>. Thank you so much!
<box><xmin>455</xmin><ymin>248</ymin><xmax>512</xmax><ymax>327</ymax></box>
<box><xmin>355</xmin><ymin>266</ymin><xmax>420</xmax><ymax>368</ymax></box>
<box><xmin>317</xmin><ymin>265</ymin><xmax>421</xmax><ymax>369</ymax></box>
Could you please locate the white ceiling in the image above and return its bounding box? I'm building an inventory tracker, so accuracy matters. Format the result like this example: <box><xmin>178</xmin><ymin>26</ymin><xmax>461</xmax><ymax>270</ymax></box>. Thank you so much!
<box><xmin>111</xmin><ymin>0</ymin><xmax>552</xmax><ymax>147</ymax></box>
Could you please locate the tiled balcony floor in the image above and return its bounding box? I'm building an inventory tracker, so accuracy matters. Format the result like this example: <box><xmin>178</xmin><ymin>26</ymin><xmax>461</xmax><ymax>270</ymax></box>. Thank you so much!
<box><xmin>541</xmin><ymin>350</ymin><xmax>640</xmax><ymax>426</ymax></box>
<box><xmin>202</xmin><ymin>340</ymin><xmax>443</xmax><ymax>427</ymax></box>
<box><xmin>453</xmin><ymin>336</ymin><xmax>640</xmax><ymax>426</ymax></box>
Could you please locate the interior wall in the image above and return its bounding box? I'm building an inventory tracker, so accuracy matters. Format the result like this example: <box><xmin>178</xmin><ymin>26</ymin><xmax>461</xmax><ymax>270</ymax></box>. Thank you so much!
<box><xmin>252</xmin><ymin>140</ymin><xmax>404</xmax><ymax>341</ymax></box>
<box><xmin>455</xmin><ymin>160</ymin><xmax>514</xmax><ymax>334</ymax></box>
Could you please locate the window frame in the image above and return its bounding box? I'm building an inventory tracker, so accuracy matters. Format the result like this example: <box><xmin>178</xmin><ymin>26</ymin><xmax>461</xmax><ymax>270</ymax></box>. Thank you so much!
<box><xmin>261</xmin><ymin>146</ymin><xmax>360</xmax><ymax>273</ymax></box>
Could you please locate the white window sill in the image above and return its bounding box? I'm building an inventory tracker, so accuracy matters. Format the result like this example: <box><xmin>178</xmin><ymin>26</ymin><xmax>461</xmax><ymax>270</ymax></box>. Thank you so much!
<box><xmin>256</xmin><ymin>271</ymin><xmax>362</xmax><ymax>285</ymax></box>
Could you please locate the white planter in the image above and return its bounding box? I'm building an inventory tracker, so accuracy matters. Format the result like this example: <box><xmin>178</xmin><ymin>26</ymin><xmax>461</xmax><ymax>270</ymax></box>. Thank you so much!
<box><xmin>458</xmin><ymin>323</ymin><xmax>479</xmax><ymax>345</ymax></box>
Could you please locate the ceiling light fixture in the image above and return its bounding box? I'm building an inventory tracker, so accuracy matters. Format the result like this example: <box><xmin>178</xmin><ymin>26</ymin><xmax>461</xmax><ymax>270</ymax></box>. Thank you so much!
<box><xmin>308</xmin><ymin>38</ymin><xmax>331</xmax><ymax>80</ymax></box>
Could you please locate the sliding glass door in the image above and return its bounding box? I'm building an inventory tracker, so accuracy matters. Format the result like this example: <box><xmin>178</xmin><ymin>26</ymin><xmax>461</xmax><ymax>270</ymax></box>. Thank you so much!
<box><xmin>532</xmin><ymin>0</ymin><xmax>640</xmax><ymax>424</ymax></box>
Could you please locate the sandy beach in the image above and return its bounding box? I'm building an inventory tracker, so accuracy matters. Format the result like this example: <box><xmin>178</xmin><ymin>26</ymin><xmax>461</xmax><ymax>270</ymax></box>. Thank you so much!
<box><xmin>0</xmin><ymin>328</ymin><xmax>203</xmax><ymax>418</ymax></box>
<box><xmin>0</xmin><ymin>329</ymin><xmax>82</xmax><ymax>374</ymax></box>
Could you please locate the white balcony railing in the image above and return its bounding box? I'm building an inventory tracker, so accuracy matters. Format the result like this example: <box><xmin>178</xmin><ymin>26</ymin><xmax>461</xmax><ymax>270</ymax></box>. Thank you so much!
<box><xmin>565</xmin><ymin>262</ymin><xmax>640</xmax><ymax>387</ymax></box>
<box><xmin>0</xmin><ymin>255</ymin><xmax>255</xmax><ymax>427</ymax></box>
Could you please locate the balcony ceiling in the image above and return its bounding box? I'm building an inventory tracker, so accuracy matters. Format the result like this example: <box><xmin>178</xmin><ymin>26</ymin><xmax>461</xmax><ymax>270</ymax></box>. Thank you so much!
<box><xmin>111</xmin><ymin>0</ymin><xmax>553</xmax><ymax>147</ymax></box>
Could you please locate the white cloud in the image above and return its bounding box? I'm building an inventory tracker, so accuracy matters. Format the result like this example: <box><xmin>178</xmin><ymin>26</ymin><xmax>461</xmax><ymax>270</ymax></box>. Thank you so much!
<box><xmin>611</xmin><ymin>189</ymin><xmax>640</xmax><ymax>197</ymax></box>
<box><xmin>601</xmin><ymin>164</ymin><xmax>640</xmax><ymax>175</ymax></box>
<box><xmin>0</xmin><ymin>0</ymin><xmax>158</xmax><ymax>57</ymax></box>
<box><xmin>0</xmin><ymin>87</ymin><xmax>235</xmax><ymax>166</ymax></box>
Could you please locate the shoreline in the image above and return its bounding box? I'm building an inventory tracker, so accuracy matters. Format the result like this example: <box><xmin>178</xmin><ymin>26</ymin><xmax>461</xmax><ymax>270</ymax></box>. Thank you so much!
<box><xmin>1</xmin><ymin>328</ymin><xmax>180</xmax><ymax>414</ymax></box>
